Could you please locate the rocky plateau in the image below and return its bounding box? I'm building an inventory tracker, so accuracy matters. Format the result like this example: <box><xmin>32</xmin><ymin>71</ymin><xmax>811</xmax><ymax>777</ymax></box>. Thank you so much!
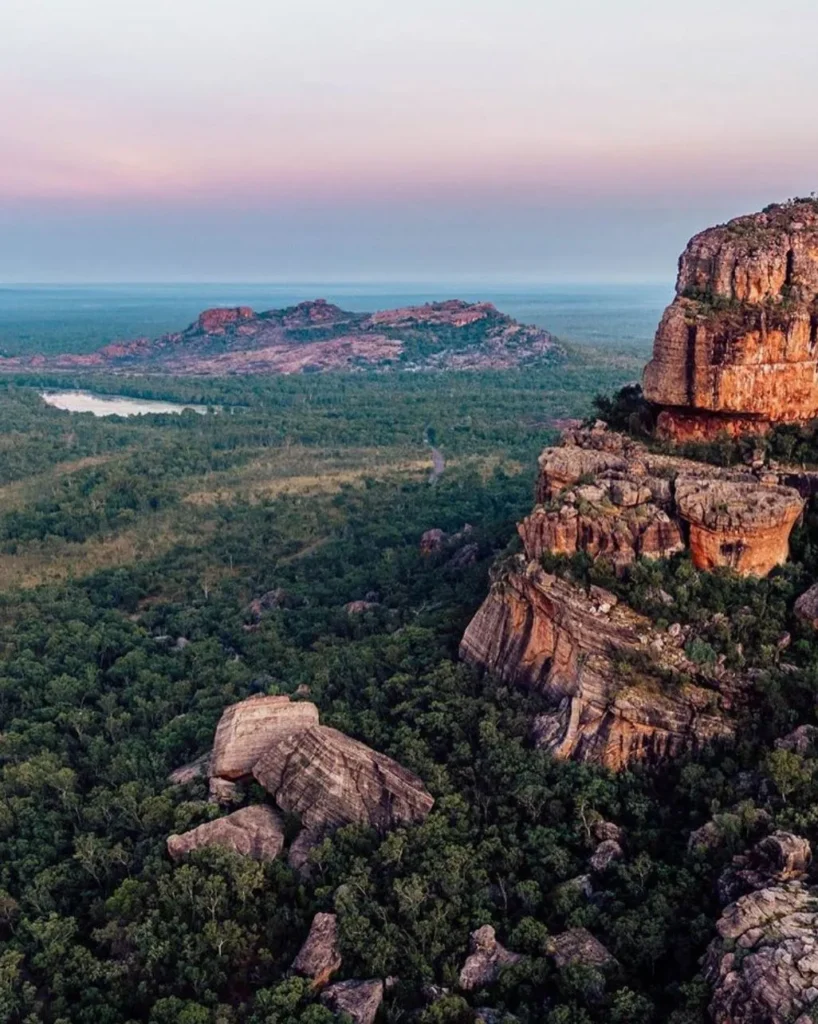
<box><xmin>1</xmin><ymin>298</ymin><xmax>561</xmax><ymax>376</ymax></box>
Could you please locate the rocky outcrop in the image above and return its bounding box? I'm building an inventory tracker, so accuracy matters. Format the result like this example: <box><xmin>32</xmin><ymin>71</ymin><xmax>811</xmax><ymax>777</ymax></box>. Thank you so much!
<box><xmin>320</xmin><ymin>979</ymin><xmax>384</xmax><ymax>1024</ymax></box>
<box><xmin>775</xmin><ymin>724</ymin><xmax>818</xmax><ymax>754</ymax></box>
<box><xmin>460</xmin><ymin>557</ymin><xmax>741</xmax><ymax>771</ymax></box>
<box><xmin>546</xmin><ymin>928</ymin><xmax>618</xmax><ymax>971</ymax></box>
<box><xmin>523</xmin><ymin>425</ymin><xmax>803</xmax><ymax>578</ymax></box>
<box><xmin>291</xmin><ymin>912</ymin><xmax>342</xmax><ymax>986</ymax></box>
<box><xmin>717</xmin><ymin>831</ymin><xmax>812</xmax><ymax>906</ymax></box>
<box><xmin>168</xmin><ymin>750</ymin><xmax>210</xmax><ymax>786</ymax></box>
<box><xmin>178</xmin><ymin>695</ymin><xmax>433</xmax><ymax>866</ymax></box>
<box><xmin>705</xmin><ymin>882</ymin><xmax>818</xmax><ymax>1024</ymax></box>
<box><xmin>643</xmin><ymin>200</ymin><xmax>818</xmax><ymax>441</ymax></box>
<box><xmin>458</xmin><ymin>926</ymin><xmax>522</xmax><ymax>991</ymax></box>
<box><xmin>209</xmin><ymin>694</ymin><xmax>319</xmax><ymax>788</ymax></box>
<box><xmin>589</xmin><ymin>839</ymin><xmax>623</xmax><ymax>873</ymax></box>
<box><xmin>676</xmin><ymin>477</ymin><xmax>804</xmax><ymax>577</ymax></box>
<box><xmin>166</xmin><ymin>805</ymin><xmax>285</xmax><ymax>862</ymax></box>
<box><xmin>252</xmin><ymin>725</ymin><xmax>434</xmax><ymax>832</ymax></box>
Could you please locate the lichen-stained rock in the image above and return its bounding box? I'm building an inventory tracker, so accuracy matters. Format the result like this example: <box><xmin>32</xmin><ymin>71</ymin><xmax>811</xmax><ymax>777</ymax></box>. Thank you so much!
<box><xmin>675</xmin><ymin>476</ymin><xmax>803</xmax><ymax>577</ymax></box>
<box><xmin>252</xmin><ymin>725</ymin><xmax>434</xmax><ymax>832</ymax></box>
<box><xmin>166</xmin><ymin>805</ymin><xmax>285</xmax><ymax>862</ymax></box>
<box><xmin>704</xmin><ymin>882</ymin><xmax>818</xmax><ymax>1024</ymax></box>
<box><xmin>643</xmin><ymin>200</ymin><xmax>818</xmax><ymax>441</ymax></box>
<box><xmin>547</xmin><ymin>928</ymin><xmax>618</xmax><ymax>971</ymax></box>
<box><xmin>291</xmin><ymin>912</ymin><xmax>342</xmax><ymax>986</ymax></box>
<box><xmin>320</xmin><ymin>978</ymin><xmax>384</xmax><ymax>1024</ymax></box>
<box><xmin>460</xmin><ymin>557</ymin><xmax>740</xmax><ymax>771</ymax></box>
<box><xmin>458</xmin><ymin>925</ymin><xmax>522</xmax><ymax>991</ymax></box>
<box><xmin>209</xmin><ymin>694</ymin><xmax>319</xmax><ymax>783</ymax></box>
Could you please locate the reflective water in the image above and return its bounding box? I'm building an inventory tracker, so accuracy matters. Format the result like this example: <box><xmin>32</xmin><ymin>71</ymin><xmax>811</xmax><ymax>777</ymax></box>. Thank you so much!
<box><xmin>41</xmin><ymin>390</ymin><xmax>208</xmax><ymax>417</ymax></box>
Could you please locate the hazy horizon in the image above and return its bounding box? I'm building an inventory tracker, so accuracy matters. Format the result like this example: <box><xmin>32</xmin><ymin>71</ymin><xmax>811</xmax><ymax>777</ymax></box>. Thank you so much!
<box><xmin>2</xmin><ymin>0</ymin><xmax>816</xmax><ymax>281</ymax></box>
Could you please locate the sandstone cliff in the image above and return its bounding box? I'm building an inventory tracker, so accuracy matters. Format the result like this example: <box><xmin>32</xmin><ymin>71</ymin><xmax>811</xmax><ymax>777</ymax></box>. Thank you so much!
<box><xmin>460</xmin><ymin>557</ymin><xmax>740</xmax><ymax>771</ymax></box>
<box><xmin>643</xmin><ymin>199</ymin><xmax>818</xmax><ymax>440</ymax></box>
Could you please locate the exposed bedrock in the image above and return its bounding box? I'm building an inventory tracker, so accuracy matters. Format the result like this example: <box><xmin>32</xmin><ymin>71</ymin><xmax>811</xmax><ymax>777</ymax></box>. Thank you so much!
<box><xmin>643</xmin><ymin>200</ymin><xmax>818</xmax><ymax>441</ymax></box>
<box><xmin>523</xmin><ymin>426</ymin><xmax>803</xmax><ymax>578</ymax></box>
<box><xmin>459</xmin><ymin>558</ymin><xmax>741</xmax><ymax>771</ymax></box>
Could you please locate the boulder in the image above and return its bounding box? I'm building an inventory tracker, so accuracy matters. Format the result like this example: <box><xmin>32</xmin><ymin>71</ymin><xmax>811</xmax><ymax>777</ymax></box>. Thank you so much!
<box><xmin>458</xmin><ymin>925</ymin><xmax>522</xmax><ymax>992</ymax></box>
<box><xmin>291</xmin><ymin>912</ymin><xmax>341</xmax><ymax>986</ymax></box>
<box><xmin>718</xmin><ymin>831</ymin><xmax>812</xmax><ymax>905</ymax></box>
<box><xmin>546</xmin><ymin>928</ymin><xmax>618</xmax><ymax>970</ymax></box>
<box><xmin>168</xmin><ymin>750</ymin><xmax>210</xmax><ymax>786</ymax></box>
<box><xmin>704</xmin><ymin>882</ymin><xmax>818</xmax><ymax>1024</ymax></box>
<box><xmin>247</xmin><ymin>588</ymin><xmax>287</xmax><ymax>619</ymax></box>
<box><xmin>209</xmin><ymin>694</ymin><xmax>319</xmax><ymax>785</ymax></box>
<box><xmin>166</xmin><ymin>805</ymin><xmax>285</xmax><ymax>862</ymax></box>
<box><xmin>420</xmin><ymin>528</ymin><xmax>447</xmax><ymax>554</ymax></box>
<box><xmin>795</xmin><ymin>584</ymin><xmax>818</xmax><ymax>629</ymax></box>
<box><xmin>252</xmin><ymin>724</ymin><xmax>434</xmax><ymax>832</ymax></box>
<box><xmin>592</xmin><ymin>821</ymin><xmax>623</xmax><ymax>844</ymax></box>
<box><xmin>589</xmin><ymin>839</ymin><xmax>623</xmax><ymax>873</ymax></box>
<box><xmin>320</xmin><ymin>978</ymin><xmax>384</xmax><ymax>1024</ymax></box>
<box><xmin>344</xmin><ymin>600</ymin><xmax>380</xmax><ymax>614</ymax></box>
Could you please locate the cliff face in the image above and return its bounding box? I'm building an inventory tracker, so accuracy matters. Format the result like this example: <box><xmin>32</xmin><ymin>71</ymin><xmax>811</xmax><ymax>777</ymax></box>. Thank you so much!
<box><xmin>460</xmin><ymin>558</ymin><xmax>739</xmax><ymax>771</ymax></box>
<box><xmin>643</xmin><ymin>200</ymin><xmax>818</xmax><ymax>440</ymax></box>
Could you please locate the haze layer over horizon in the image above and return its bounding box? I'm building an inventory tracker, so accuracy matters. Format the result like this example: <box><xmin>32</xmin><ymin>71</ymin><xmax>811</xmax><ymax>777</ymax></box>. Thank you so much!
<box><xmin>2</xmin><ymin>0</ymin><xmax>816</xmax><ymax>282</ymax></box>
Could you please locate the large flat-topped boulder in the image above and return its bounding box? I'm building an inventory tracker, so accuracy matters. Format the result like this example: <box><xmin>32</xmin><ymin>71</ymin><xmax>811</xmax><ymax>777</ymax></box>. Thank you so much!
<box><xmin>166</xmin><ymin>805</ymin><xmax>285</xmax><ymax>862</ymax></box>
<box><xmin>209</xmin><ymin>695</ymin><xmax>319</xmax><ymax>782</ymax></box>
<box><xmin>252</xmin><ymin>725</ymin><xmax>434</xmax><ymax>831</ymax></box>
<box><xmin>460</xmin><ymin>558</ymin><xmax>740</xmax><ymax>771</ymax></box>
<box><xmin>676</xmin><ymin>477</ymin><xmax>804</xmax><ymax>576</ymax></box>
<box><xmin>643</xmin><ymin>200</ymin><xmax>818</xmax><ymax>440</ymax></box>
<box><xmin>320</xmin><ymin>979</ymin><xmax>384</xmax><ymax>1024</ymax></box>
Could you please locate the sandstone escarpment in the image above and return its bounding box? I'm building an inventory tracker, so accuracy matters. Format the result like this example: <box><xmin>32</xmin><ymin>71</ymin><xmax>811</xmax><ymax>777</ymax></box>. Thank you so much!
<box><xmin>460</xmin><ymin>557</ymin><xmax>739</xmax><ymax>770</ymax></box>
<box><xmin>643</xmin><ymin>200</ymin><xmax>818</xmax><ymax>440</ymax></box>
<box><xmin>523</xmin><ymin>426</ymin><xmax>803</xmax><ymax>578</ymax></box>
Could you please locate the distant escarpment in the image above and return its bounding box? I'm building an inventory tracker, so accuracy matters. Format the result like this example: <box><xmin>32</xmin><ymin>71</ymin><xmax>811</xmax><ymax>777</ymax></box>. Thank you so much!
<box><xmin>643</xmin><ymin>199</ymin><xmax>818</xmax><ymax>441</ymax></box>
<box><xmin>460</xmin><ymin>423</ymin><xmax>804</xmax><ymax>771</ymax></box>
<box><xmin>1</xmin><ymin>298</ymin><xmax>562</xmax><ymax>376</ymax></box>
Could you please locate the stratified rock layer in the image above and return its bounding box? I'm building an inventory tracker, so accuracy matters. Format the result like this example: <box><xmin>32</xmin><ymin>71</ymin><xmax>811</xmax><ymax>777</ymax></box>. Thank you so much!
<box><xmin>253</xmin><ymin>724</ymin><xmax>434</xmax><ymax>831</ymax></box>
<box><xmin>460</xmin><ymin>557</ymin><xmax>740</xmax><ymax>771</ymax></box>
<box><xmin>166</xmin><ymin>805</ymin><xmax>285</xmax><ymax>862</ymax></box>
<box><xmin>643</xmin><ymin>200</ymin><xmax>818</xmax><ymax>440</ymax></box>
<box><xmin>209</xmin><ymin>695</ymin><xmax>319</xmax><ymax>783</ymax></box>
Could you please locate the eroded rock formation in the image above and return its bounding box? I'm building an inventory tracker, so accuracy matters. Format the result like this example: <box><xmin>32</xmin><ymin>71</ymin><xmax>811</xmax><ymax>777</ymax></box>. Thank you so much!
<box><xmin>546</xmin><ymin>928</ymin><xmax>618</xmax><ymax>971</ymax></box>
<box><xmin>458</xmin><ymin>925</ymin><xmax>522</xmax><ymax>991</ymax></box>
<box><xmin>252</xmin><ymin>724</ymin><xmax>434</xmax><ymax>832</ymax></box>
<box><xmin>460</xmin><ymin>557</ymin><xmax>741</xmax><ymax>771</ymax></box>
<box><xmin>717</xmin><ymin>831</ymin><xmax>812</xmax><ymax>906</ymax></box>
<box><xmin>166</xmin><ymin>805</ymin><xmax>285</xmax><ymax>862</ymax></box>
<box><xmin>643</xmin><ymin>200</ymin><xmax>818</xmax><ymax>441</ymax></box>
<box><xmin>705</xmin><ymin>882</ymin><xmax>818</xmax><ymax>1024</ymax></box>
<box><xmin>522</xmin><ymin>425</ymin><xmax>803</xmax><ymax>578</ymax></box>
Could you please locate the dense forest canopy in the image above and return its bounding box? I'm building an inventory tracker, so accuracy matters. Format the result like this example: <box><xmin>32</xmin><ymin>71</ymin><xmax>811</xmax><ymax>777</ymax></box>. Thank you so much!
<box><xmin>2</xmin><ymin>357</ymin><xmax>818</xmax><ymax>1024</ymax></box>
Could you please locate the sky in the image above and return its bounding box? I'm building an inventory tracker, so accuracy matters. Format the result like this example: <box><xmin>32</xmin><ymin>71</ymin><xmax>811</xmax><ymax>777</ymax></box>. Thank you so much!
<box><xmin>1</xmin><ymin>0</ymin><xmax>816</xmax><ymax>282</ymax></box>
